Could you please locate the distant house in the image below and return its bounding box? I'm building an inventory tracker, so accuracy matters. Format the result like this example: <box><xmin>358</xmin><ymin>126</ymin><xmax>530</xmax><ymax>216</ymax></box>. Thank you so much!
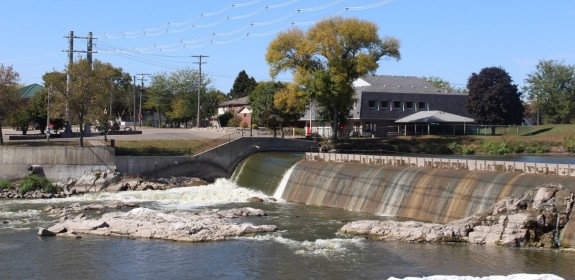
<box><xmin>305</xmin><ymin>75</ymin><xmax>472</xmax><ymax>137</ymax></box>
<box><xmin>214</xmin><ymin>96</ymin><xmax>251</xmax><ymax>127</ymax></box>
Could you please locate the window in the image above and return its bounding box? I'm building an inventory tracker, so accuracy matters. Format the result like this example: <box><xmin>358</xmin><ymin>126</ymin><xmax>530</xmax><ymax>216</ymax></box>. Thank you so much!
<box><xmin>368</xmin><ymin>100</ymin><xmax>377</xmax><ymax>110</ymax></box>
<box><xmin>418</xmin><ymin>101</ymin><xmax>427</xmax><ymax>110</ymax></box>
<box><xmin>405</xmin><ymin>101</ymin><xmax>414</xmax><ymax>110</ymax></box>
<box><xmin>380</xmin><ymin>100</ymin><xmax>390</xmax><ymax>110</ymax></box>
<box><xmin>393</xmin><ymin>100</ymin><xmax>402</xmax><ymax>110</ymax></box>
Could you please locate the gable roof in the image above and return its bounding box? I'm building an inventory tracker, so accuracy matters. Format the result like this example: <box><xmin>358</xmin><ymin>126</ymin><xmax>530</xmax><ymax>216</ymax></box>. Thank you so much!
<box><xmin>219</xmin><ymin>96</ymin><xmax>249</xmax><ymax>107</ymax></box>
<box><xmin>18</xmin><ymin>83</ymin><xmax>45</xmax><ymax>99</ymax></box>
<box><xmin>395</xmin><ymin>110</ymin><xmax>474</xmax><ymax>123</ymax></box>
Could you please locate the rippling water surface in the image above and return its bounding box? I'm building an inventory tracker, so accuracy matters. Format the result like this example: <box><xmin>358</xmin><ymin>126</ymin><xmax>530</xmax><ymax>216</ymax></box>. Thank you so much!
<box><xmin>1</xmin><ymin>153</ymin><xmax>574</xmax><ymax>280</ymax></box>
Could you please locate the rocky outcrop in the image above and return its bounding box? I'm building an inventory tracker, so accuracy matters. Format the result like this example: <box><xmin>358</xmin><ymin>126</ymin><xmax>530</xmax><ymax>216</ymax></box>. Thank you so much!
<box><xmin>2</xmin><ymin>170</ymin><xmax>209</xmax><ymax>199</ymax></box>
<box><xmin>39</xmin><ymin>206</ymin><xmax>277</xmax><ymax>242</ymax></box>
<box><xmin>340</xmin><ymin>184</ymin><xmax>574</xmax><ymax>247</ymax></box>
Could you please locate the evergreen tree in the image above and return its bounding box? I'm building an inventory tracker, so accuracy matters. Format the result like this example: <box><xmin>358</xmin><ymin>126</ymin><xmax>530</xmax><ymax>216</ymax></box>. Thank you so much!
<box><xmin>229</xmin><ymin>70</ymin><xmax>257</xmax><ymax>99</ymax></box>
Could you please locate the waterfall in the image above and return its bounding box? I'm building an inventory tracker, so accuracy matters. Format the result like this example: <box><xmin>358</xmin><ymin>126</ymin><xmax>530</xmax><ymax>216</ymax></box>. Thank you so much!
<box><xmin>282</xmin><ymin>160</ymin><xmax>575</xmax><ymax>223</ymax></box>
<box><xmin>273</xmin><ymin>165</ymin><xmax>295</xmax><ymax>200</ymax></box>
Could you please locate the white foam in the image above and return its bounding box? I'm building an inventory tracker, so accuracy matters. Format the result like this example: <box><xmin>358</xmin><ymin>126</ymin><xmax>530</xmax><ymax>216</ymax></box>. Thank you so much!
<box><xmin>238</xmin><ymin>234</ymin><xmax>365</xmax><ymax>257</ymax></box>
<box><xmin>77</xmin><ymin>178</ymin><xmax>269</xmax><ymax>209</ymax></box>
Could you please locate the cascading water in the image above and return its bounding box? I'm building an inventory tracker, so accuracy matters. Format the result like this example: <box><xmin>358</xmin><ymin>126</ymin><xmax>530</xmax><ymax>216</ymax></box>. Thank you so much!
<box><xmin>281</xmin><ymin>160</ymin><xmax>575</xmax><ymax>224</ymax></box>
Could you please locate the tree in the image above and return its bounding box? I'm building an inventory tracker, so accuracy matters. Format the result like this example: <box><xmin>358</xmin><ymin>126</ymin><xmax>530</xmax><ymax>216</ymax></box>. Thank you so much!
<box><xmin>229</xmin><ymin>70</ymin><xmax>257</xmax><ymax>99</ymax></box>
<box><xmin>0</xmin><ymin>64</ymin><xmax>21</xmax><ymax>145</ymax></box>
<box><xmin>146</xmin><ymin>68</ymin><xmax>214</xmax><ymax>127</ymax></box>
<box><xmin>266</xmin><ymin>17</ymin><xmax>400</xmax><ymax>142</ymax></box>
<box><xmin>524</xmin><ymin>60</ymin><xmax>575</xmax><ymax>124</ymax></box>
<box><xmin>249</xmin><ymin>81</ymin><xmax>301</xmax><ymax>137</ymax></box>
<box><xmin>466</xmin><ymin>67</ymin><xmax>524</xmax><ymax>134</ymax></box>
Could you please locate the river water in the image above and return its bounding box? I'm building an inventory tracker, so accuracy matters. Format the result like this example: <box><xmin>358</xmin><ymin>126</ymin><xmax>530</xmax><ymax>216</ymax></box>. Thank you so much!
<box><xmin>1</xmin><ymin>153</ymin><xmax>574</xmax><ymax>280</ymax></box>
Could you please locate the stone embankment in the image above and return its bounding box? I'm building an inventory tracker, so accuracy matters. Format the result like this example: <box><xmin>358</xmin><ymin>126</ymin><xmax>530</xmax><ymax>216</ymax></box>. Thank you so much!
<box><xmin>1</xmin><ymin>170</ymin><xmax>207</xmax><ymax>199</ymax></box>
<box><xmin>39</xmin><ymin>202</ymin><xmax>277</xmax><ymax>242</ymax></box>
<box><xmin>340</xmin><ymin>184</ymin><xmax>574</xmax><ymax>247</ymax></box>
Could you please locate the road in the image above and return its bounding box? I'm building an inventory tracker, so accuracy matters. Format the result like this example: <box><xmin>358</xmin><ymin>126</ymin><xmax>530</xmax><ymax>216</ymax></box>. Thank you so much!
<box><xmin>1</xmin><ymin>126</ymin><xmax>244</xmax><ymax>144</ymax></box>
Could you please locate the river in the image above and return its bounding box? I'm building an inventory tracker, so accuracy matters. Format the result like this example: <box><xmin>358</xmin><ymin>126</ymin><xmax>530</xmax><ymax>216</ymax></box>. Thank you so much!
<box><xmin>1</xmin><ymin>153</ymin><xmax>574</xmax><ymax>280</ymax></box>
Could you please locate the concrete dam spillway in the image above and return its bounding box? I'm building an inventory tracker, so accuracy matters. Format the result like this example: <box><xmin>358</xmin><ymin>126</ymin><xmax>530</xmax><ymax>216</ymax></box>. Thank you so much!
<box><xmin>280</xmin><ymin>160</ymin><xmax>575</xmax><ymax>223</ymax></box>
<box><xmin>238</xmin><ymin>154</ymin><xmax>575</xmax><ymax>247</ymax></box>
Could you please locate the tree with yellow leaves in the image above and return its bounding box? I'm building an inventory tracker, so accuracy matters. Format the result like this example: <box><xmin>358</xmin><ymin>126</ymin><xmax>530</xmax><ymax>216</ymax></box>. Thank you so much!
<box><xmin>266</xmin><ymin>17</ymin><xmax>400</xmax><ymax>142</ymax></box>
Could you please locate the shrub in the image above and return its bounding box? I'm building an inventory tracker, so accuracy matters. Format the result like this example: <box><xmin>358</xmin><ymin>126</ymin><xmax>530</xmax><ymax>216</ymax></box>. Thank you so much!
<box><xmin>562</xmin><ymin>136</ymin><xmax>575</xmax><ymax>153</ymax></box>
<box><xmin>217</xmin><ymin>111</ymin><xmax>234</xmax><ymax>127</ymax></box>
<box><xmin>0</xmin><ymin>179</ymin><xmax>12</xmax><ymax>191</ymax></box>
<box><xmin>18</xmin><ymin>175</ymin><xmax>59</xmax><ymax>194</ymax></box>
<box><xmin>228</xmin><ymin>115</ymin><xmax>242</xmax><ymax>127</ymax></box>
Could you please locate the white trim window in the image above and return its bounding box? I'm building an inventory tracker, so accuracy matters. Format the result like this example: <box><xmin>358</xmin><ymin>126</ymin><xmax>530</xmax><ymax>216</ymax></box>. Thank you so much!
<box><xmin>368</xmin><ymin>100</ymin><xmax>378</xmax><ymax>110</ymax></box>
<box><xmin>405</xmin><ymin>100</ymin><xmax>415</xmax><ymax>110</ymax></box>
<box><xmin>418</xmin><ymin>101</ymin><xmax>427</xmax><ymax>111</ymax></box>
<box><xmin>393</xmin><ymin>100</ymin><xmax>402</xmax><ymax>111</ymax></box>
<box><xmin>380</xmin><ymin>100</ymin><xmax>390</xmax><ymax>110</ymax></box>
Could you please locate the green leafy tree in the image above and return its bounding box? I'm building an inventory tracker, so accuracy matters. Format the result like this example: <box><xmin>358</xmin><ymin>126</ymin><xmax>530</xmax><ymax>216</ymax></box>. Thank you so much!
<box><xmin>524</xmin><ymin>60</ymin><xmax>575</xmax><ymax>124</ymax></box>
<box><xmin>201</xmin><ymin>89</ymin><xmax>226</xmax><ymax>124</ymax></box>
<box><xmin>0</xmin><ymin>64</ymin><xmax>21</xmax><ymax>144</ymax></box>
<box><xmin>266</xmin><ymin>17</ymin><xmax>400</xmax><ymax>142</ymax></box>
<box><xmin>43</xmin><ymin>59</ymin><xmax>128</xmax><ymax>146</ymax></box>
<box><xmin>147</xmin><ymin>68</ymin><xmax>214</xmax><ymax>128</ymax></box>
<box><xmin>229</xmin><ymin>70</ymin><xmax>257</xmax><ymax>99</ymax></box>
<box><xmin>249</xmin><ymin>81</ymin><xmax>301</xmax><ymax>137</ymax></box>
<box><xmin>466</xmin><ymin>67</ymin><xmax>524</xmax><ymax>134</ymax></box>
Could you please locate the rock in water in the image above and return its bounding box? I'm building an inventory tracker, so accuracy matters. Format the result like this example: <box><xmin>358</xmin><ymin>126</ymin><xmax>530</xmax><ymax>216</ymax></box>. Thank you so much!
<box><xmin>43</xmin><ymin>207</ymin><xmax>276</xmax><ymax>242</ymax></box>
<box><xmin>340</xmin><ymin>184</ymin><xmax>575</xmax><ymax>247</ymax></box>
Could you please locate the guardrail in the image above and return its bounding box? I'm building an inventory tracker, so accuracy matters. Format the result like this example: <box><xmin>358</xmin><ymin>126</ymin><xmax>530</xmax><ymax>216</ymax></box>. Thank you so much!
<box><xmin>305</xmin><ymin>152</ymin><xmax>575</xmax><ymax>177</ymax></box>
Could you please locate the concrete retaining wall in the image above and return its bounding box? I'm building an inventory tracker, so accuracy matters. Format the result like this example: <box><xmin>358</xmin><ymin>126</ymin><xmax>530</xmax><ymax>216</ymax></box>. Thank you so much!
<box><xmin>0</xmin><ymin>146</ymin><xmax>116</xmax><ymax>182</ymax></box>
<box><xmin>116</xmin><ymin>137</ymin><xmax>318</xmax><ymax>181</ymax></box>
<box><xmin>307</xmin><ymin>152</ymin><xmax>575</xmax><ymax>176</ymax></box>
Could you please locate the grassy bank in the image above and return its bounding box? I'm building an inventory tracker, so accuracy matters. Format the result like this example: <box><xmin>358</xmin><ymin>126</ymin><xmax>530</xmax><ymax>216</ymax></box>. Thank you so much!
<box><xmin>330</xmin><ymin>124</ymin><xmax>575</xmax><ymax>156</ymax></box>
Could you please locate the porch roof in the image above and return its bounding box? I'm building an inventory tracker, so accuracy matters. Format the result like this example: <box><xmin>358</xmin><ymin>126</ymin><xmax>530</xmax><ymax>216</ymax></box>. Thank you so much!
<box><xmin>395</xmin><ymin>110</ymin><xmax>474</xmax><ymax>123</ymax></box>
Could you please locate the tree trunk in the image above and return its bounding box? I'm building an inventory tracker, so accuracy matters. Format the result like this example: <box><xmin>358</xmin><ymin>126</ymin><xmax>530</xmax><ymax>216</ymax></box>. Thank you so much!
<box><xmin>79</xmin><ymin>117</ymin><xmax>84</xmax><ymax>147</ymax></box>
<box><xmin>273</xmin><ymin>128</ymin><xmax>277</xmax><ymax>138</ymax></box>
<box><xmin>0</xmin><ymin>120</ymin><xmax>4</xmax><ymax>145</ymax></box>
<box><xmin>331</xmin><ymin>107</ymin><xmax>339</xmax><ymax>143</ymax></box>
<box><xmin>491</xmin><ymin>126</ymin><xmax>496</xmax><ymax>135</ymax></box>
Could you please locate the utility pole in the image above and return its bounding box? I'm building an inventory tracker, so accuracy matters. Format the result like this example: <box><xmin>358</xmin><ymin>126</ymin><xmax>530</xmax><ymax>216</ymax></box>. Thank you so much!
<box><xmin>192</xmin><ymin>55</ymin><xmax>208</xmax><ymax>128</ymax></box>
<box><xmin>46</xmin><ymin>85</ymin><xmax>52</xmax><ymax>142</ymax></box>
<box><xmin>136</xmin><ymin>73</ymin><xmax>150</xmax><ymax>127</ymax></box>
<box><xmin>62</xmin><ymin>31</ymin><xmax>97</xmax><ymax>135</ymax></box>
<box><xmin>133</xmin><ymin>75</ymin><xmax>137</xmax><ymax>131</ymax></box>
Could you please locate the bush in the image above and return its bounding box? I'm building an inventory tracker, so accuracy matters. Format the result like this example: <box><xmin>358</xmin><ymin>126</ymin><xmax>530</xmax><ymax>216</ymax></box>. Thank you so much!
<box><xmin>18</xmin><ymin>175</ymin><xmax>59</xmax><ymax>194</ymax></box>
<box><xmin>0</xmin><ymin>179</ymin><xmax>12</xmax><ymax>191</ymax></box>
<box><xmin>562</xmin><ymin>136</ymin><xmax>575</xmax><ymax>153</ymax></box>
<box><xmin>228</xmin><ymin>115</ymin><xmax>242</xmax><ymax>127</ymax></box>
<box><xmin>217</xmin><ymin>111</ymin><xmax>234</xmax><ymax>127</ymax></box>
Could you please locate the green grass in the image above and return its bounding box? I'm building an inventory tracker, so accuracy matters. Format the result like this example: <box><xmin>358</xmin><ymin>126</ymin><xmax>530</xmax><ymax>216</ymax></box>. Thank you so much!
<box><xmin>114</xmin><ymin>138</ymin><xmax>233</xmax><ymax>156</ymax></box>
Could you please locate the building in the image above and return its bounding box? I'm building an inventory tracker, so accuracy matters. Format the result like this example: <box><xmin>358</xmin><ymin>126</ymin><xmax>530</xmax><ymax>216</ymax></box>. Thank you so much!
<box><xmin>307</xmin><ymin>75</ymin><xmax>471</xmax><ymax>137</ymax></box>
<box><xmin>213</xmin><ymin>96</ymin><xmax>251</xmax><ymax>127</ymax></box>
<box><xmin>18</xmin><ymin>83</ymin><xmax>45</xmax><ymax>102</ymax></box>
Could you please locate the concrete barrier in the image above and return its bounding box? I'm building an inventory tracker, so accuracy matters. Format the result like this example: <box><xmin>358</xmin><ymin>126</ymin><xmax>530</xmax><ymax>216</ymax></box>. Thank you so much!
<box><xmin>116</xmin><ymin>137</ymin><xmax>319</xmax><ymax>181</ymax></box>
<box><xmin>0</xmin><ymin>146</ymin><xmax>115</xmax><ymax>182</ymax></box>
<box><xmin>306</xmin><ymin>152</ymin><xmax>575</xmax><ymax>177</ymax></box>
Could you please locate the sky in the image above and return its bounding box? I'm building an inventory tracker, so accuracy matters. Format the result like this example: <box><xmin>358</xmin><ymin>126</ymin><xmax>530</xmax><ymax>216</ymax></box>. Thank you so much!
<box><xmin>1</xmin><ymin>0</ymin><xmax>574</xmax><ymax>94</ymax></box>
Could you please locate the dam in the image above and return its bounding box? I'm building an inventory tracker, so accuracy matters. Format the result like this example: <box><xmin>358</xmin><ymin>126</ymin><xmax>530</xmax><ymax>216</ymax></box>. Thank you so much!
<box><xmin>233</xmin><ymin>152</ymin><xmax>575</xmax><ymax>248</ymax></box>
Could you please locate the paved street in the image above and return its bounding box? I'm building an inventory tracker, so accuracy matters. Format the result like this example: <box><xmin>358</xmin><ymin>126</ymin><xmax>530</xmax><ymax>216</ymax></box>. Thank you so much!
<box><xmin>1</xmin><ymin>126</ymin><xmax>243</xmax><ymax>144</ymax></box>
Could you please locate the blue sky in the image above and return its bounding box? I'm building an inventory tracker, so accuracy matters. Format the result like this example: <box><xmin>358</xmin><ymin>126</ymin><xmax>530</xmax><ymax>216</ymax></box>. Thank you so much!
<box><xmin>1</xmin><ymin>0</ymin><xmax>574</xmax><ymax>94</ymax></box>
